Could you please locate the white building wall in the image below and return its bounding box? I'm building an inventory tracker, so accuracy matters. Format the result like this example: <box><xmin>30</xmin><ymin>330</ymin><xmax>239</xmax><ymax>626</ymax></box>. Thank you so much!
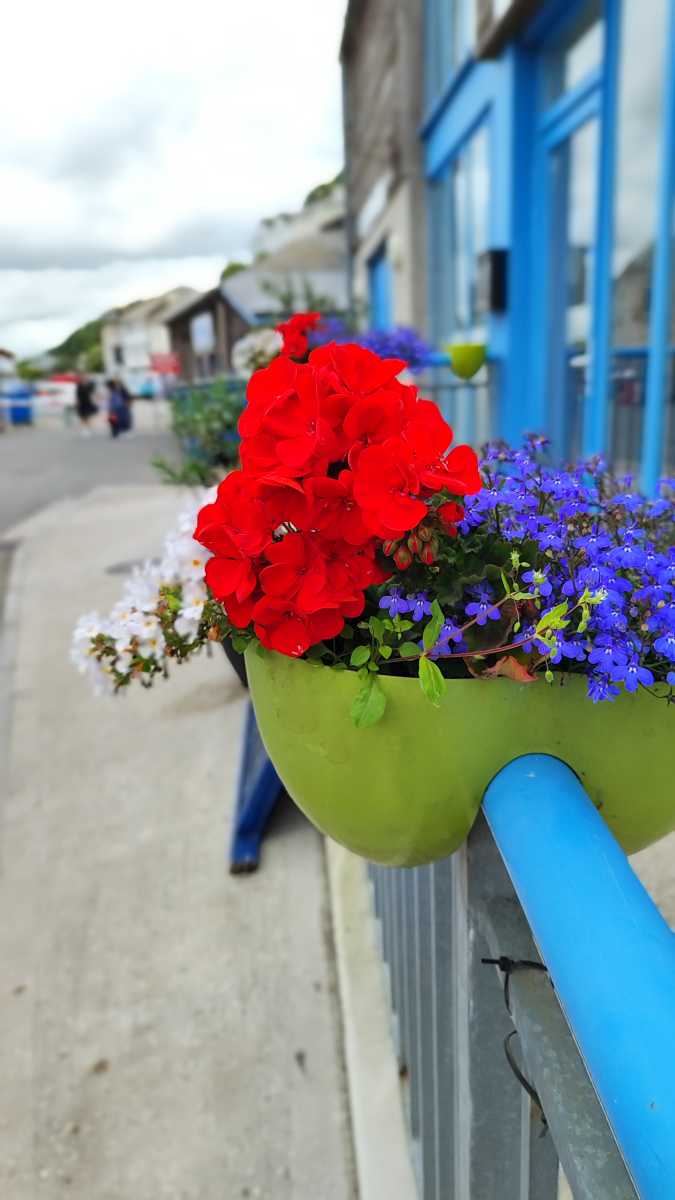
<box><xmin>352</xmin><ymin>182</ymin><xmax>421</xmax><ymax>328</ymax></box>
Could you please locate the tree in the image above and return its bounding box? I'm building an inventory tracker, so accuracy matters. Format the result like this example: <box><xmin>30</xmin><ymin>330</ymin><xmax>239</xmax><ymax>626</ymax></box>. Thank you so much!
<box><xmin>83</xmin><ymin>342</ymin><xmax>104</xmax><ymax>373</ymax></box>
<box><xmin>49</xmin><ymin>318</ymin><xmax>102</xmax><ymax>371</ymax></box>
<box><xmin>220</xmin><ymin>261</ymin><xmax>247</xmax><ymax>282</ymax></box>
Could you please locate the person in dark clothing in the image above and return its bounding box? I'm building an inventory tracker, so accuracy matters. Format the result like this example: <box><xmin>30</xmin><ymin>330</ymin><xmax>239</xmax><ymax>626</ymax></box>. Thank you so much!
<box><xmin>106</xmin><ymin>378</ymin><xmax>129</xmax><ymax>438</ymax></box>
<box><xmin>115</xmin><ymin>378</ymin><xmax>134</xmax><ymax>433</ymax></box>
<box><xmin>75</xmin><ymin>374</ymin><xmax>97</xmax><ymax>434</ymax></box>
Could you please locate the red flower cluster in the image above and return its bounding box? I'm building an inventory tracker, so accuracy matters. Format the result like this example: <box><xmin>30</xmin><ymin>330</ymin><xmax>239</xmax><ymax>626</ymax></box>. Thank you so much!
<box><xmin>276</xmin><ymin>312</ymin><xmax>321</xmax><ymax>360</ymax></box>
<box><xmin>195</xmin><ymin>339</ymin><xmax>482</xmax><ymax>657</ymax></box>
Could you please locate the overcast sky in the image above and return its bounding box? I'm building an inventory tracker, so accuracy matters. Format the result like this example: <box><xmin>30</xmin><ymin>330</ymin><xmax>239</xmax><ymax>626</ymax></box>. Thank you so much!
<box><xmin>0</xmin><ymin>1</ymin><xmax>347</xmax><ymax>356</ymax></box>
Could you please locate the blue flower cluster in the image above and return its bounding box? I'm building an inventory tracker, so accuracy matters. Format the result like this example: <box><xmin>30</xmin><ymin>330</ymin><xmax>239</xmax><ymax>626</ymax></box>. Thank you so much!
<box><xmin>459</xmin><ymin>438</ymin><xmax>675</xmax><ymax>701</ymax></box>
<box><xmin>309</xmin><ymin>318</ymin><xmax>435</xmax><ymax>371</ymax></box>
<box><xmin>379</xmin><ymin>588</ymin><xmax>433</xmax><ymax>622</ymax></box>
<box><xmin>376</xmin><ymin>437</ymin><xmax>674</xmax><ymax>703</ymax></box>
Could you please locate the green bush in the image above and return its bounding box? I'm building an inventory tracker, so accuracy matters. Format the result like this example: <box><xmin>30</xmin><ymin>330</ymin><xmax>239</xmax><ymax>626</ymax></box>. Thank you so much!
<box><xmin>153</xmin><ymin>380</ymin><xmax>246</xmax><ymax>487</ymax></box>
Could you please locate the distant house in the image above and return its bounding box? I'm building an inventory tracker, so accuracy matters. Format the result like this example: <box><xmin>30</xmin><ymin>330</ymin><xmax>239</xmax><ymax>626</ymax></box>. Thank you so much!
<box><xmin>0</xmin><ymin>348</ymin><xmax>15</xmax><ymax>377</ymax></box>
<box><xmin>252</xmin><ymin>180</ymin><xmax>346</xmax><ymax>258</ymax></box>
<box><xmin>340</xmin><ymin>1</ymin><xmax>427</xmax><ymax>333</ymax></box>
<box><xmin>101</xmin><ymin>287</ymin><xmax>199</xmax><ymax>392</ymax></box>
<box><xmin>165</xmin><ymin>288</ymin><xmax>251</xmax><ymax>383</ymax></box>
<box><xmin>222</xmin><ymin>228</ymin><xmax>349</xmax><ymax>324</ymax></box>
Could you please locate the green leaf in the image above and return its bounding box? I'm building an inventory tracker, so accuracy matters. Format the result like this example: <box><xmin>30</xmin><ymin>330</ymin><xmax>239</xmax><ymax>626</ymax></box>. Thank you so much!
<box><xmin>419</xmin><ymin>656</ymin><xmax>446</xmax><ymax>706</ymax></box>
<box><xmin>423</xmin><ymin>599</ymin><xmax>445</xmax><ymax>651</ymax></box>
<box><xmin>394</xmin><ymin>618</ymin><xmax>414</xmax><ymax>633</ymax></box>
<box><xmin>350</xmin><ymin>645</ymin><xmax>371</xmax><ymax>668</ymax></box>
<box><xmin>536</xmin><ymin>602</ymin><xmax>570</xmax><ymax>634</ymax></box>
<box><xmin>351</xmin><ymin>676</ymin><xmax>387</xmax><ymax>729</ymax></box>
<box><xmin>369</xmin><ymin>616</ymin><xmax>385</xmax><ymax>642</ymax></box>
<box><xmin>379</xmin><ymin>644</ymin><xmax>392</xmax><ymax>660</ymax></box>
<box><xmin>399</xmin><ymin>642</ymin><xmax>420</xmax><ymax>659</ymax></box>
<box><xmin>446</xmin><ymin>342</ymin><xmax>487</xmax><ymax>380</ymax></box>
<box><xmin>231</xmin><ymin>634</ymin><xmax>249</xmax><ymax>652</ymax></box>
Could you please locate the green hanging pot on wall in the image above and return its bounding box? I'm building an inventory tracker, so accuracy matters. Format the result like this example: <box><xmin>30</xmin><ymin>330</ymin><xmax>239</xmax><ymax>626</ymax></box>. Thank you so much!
<box><xmin>245</xmin><ymin>648</ymin><xmax>675</xmax><ymax>867</ymax></box>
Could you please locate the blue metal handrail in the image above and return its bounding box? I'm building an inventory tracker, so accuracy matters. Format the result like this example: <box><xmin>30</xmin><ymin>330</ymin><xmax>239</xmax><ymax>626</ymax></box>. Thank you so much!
<box><xmin>483</xmin><ymin>755</ymin><xmax>675</xmax><ymax>1199</ymax></box>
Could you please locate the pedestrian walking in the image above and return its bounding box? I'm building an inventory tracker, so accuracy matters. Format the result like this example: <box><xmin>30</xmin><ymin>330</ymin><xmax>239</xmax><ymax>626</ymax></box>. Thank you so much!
<box><xmin>115</xmin><ymin>378</ymin><xmax>134</xmax><ymax>435</ymax></box>
<box><xmin>75</xmin><ymin>373</ymin><xmax>98</xmax><ymax>434</ymax></box>
<box><xmin>106</xmin><ymin>378</ymin><xmax>128</xmax><ymax>438</ymax></box>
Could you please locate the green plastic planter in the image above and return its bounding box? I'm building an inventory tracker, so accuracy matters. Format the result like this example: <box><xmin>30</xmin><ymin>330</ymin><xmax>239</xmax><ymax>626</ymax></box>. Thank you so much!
<box><xmin>245</xmin><ymin>648</ymin><xmax>675</xmax><ymax>867</ymax></box>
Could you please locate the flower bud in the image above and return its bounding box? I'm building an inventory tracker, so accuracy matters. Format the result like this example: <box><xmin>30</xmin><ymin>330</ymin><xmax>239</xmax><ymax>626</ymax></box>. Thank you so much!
<box><xmin>393</xmin><ymin>544</ymin><xmax>413</xmax><ymax>570</ymax></box>
<box><xmin>382</xmin><ymin>539</ymin><xmax>399</xmax><ymax>557</ymax></box>
<box><xmin>419</xmin><ymin>542</ymin><xmax>435</xmax><ymax>565</ymax></box>
<box><xmin>407</xmin><ymin>532</ymin><xmax>422</xmax><ymax>555</ymax></box>
<box><xmin>417</xmin><ymin>523</ymin><xmax>434</xmax><ymax>543</ymax></box>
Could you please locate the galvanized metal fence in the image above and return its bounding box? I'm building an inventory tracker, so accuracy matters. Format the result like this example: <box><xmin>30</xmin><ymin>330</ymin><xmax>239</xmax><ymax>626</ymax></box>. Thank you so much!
<box><xmin>369</xmin><ymin>754</ymin><xmax>675</xmax><ymax>1199</ymax></box>
<box><xmin>417</xmin><ymin>363</ymin><xmax>497</xmax><ymax>448</ymax></box>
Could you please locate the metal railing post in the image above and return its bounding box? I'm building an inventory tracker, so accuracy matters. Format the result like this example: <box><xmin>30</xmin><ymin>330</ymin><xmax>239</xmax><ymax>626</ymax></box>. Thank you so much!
<box><xmin>484</xmin><ymin>753</ymin><xmax>675</xmax><ymax>1198</ymax></box>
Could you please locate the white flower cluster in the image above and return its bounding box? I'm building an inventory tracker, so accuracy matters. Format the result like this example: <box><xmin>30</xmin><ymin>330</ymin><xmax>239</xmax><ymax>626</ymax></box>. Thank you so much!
<box><xmin>71</xmin><ymin>490</ymin><xmax>215</xmax><ymax>695</ymax></box>
<box><xmin>231</xmin><ymin>327</ymin><xmax>283</xmax><ymax>377</ymax></box>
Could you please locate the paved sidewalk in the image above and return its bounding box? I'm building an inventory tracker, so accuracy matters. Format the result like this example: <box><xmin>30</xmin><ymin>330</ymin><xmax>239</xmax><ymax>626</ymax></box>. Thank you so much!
<box><xmin>0</xmin><ymin>401</ymin><xmax>174</xmax><ymax>535</ymax></box>
<box><xmin>0</xmin><ymin>486</ymin><xmax>356</xmax><ymax>1200</ymax></box>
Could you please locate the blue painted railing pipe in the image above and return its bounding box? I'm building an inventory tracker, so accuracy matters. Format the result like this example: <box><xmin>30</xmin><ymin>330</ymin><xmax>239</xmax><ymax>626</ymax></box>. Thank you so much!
<box><xmin>482</xmin><ymin>754</ymin><xmax>675</xmax><ymax>1199</ymax></box>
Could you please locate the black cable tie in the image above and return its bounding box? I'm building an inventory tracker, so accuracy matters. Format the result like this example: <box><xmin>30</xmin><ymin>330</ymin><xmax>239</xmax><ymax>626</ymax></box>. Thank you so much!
<box><xmin>481</xmin><ymin>956</ymin><xmax>548</xmax><ymax>1013</ymax></box>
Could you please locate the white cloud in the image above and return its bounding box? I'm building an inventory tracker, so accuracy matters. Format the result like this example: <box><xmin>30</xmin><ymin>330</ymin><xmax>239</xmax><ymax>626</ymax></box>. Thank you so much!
<box><xmin>0</xmin><ymin>0</ymin><xmax>347</xmax><ymax>355</ymax></box>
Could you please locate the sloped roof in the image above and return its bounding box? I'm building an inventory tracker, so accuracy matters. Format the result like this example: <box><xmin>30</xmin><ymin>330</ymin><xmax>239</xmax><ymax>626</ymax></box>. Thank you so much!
<box><xmin>102</xmin><ymin>287</ymin><xmax>199</xmax><ymax>326</ymax></box>
<box><xmin>164</xmin><ymin>285</ymin><xmax>254</xmax><ymax>328</ymax></box>
<box><xmin>222</xmin><ymin>231</ymin><xmax>348</xmax><ymax>318</ymax></box>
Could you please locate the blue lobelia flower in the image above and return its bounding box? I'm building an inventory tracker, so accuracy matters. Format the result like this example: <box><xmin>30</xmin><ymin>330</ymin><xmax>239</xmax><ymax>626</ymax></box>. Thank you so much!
<box><xmin>378</xmin><ymin>588</ymin><xmax>411</xmax><ymax>618</ymax></box>
<box><xmin>407</xmin><ymin>592</ymin><xmax>433</xmax><ymax>623</ymax></box>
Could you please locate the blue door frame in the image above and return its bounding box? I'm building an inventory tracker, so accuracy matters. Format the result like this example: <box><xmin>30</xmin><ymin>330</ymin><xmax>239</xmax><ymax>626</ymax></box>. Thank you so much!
<box><xmin>367</xmin><ymin>242</ymin><xmax>393</xmax><ymax>330</ymax></box>
<box><xmin>424</xmin><ymin>57</ymin><xmax>515</xmax><ymax>434</ymax></box>
<box><xmin>423</xmin><ymin>0</ymin><xmax>675</xmax><ymax>488</ymax></box>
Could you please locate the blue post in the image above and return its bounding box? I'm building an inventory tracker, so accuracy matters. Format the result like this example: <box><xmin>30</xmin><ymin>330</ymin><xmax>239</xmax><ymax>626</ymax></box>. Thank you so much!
<box><xmin>230</xmin><ymin>703</ymin><xmax>283</xmax><ymax>873</ymax></box>
<box><xmin>641</xmin><ymin>0</ymin><xmax>675</xmax><ymax>493</ymax></box>
<box><xmin>482</xmin><ymin>755</ymin><xmax>675</xmax><ymax>1198</ymax></box>
<box><xmin>585</xmin><ymin>0</ymin><xmax>622</xmax><ymax>459</ymax></box>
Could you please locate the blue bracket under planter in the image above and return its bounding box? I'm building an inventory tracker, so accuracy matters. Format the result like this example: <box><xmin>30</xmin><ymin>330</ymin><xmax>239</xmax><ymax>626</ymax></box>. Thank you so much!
<box><xmin>230</xmin><ymin>702</ymin><xmax>283</xmax><ymax>874</ymax></box>
<box><xmin>483</xmin><ymin>754</ymin><xmax>675</xmax><ymax>1198</ymax></box>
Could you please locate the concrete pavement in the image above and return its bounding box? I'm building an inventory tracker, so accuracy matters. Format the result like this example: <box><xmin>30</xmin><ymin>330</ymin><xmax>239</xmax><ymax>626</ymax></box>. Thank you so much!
<box><xmin>0</xmin><ymin>485</ymin><xmax>356</xmax><ymax>1200</ymax></box>
<box><xmin>0</xmin><ymin>402</ymin><xmax>175</xmax><ymax>535</ymax></box>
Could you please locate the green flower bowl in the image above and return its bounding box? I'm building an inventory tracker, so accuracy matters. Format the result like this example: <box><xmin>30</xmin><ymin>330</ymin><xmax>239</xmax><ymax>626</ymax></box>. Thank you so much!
<box><xmin>245</xmin><ymin>648</ymin><xmax>675</xmax><ymax>867</ymax></box>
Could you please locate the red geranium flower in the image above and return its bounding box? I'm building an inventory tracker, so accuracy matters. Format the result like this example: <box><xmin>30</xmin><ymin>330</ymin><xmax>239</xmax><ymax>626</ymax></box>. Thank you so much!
<box><xmin>276</xmin><ymin>312</ymin><xmax>321</xmax><ymax>360</ymax></box>
<box><xmin>352</xmin><ymin>438</ymin><xmax>427</xmax><ymax>535</ymax></box>
<box><xmin>253</xmin><ymin>596</ymin><xmax>344</xmax><ymax>657</ymax></box>
<box><xmin>239</xmin><ymin>354</ymin><xmax>298</xmax><ymax>439</ymax></box>
<box><xmin>303</xmin><ymin>472</ymin><xmax>372</xmax><ymax>546</ymax></box>
<box><xmin>205</xmin><ymin>545</ymin><xmax>257</xmax><ymax>604</ymax></box>
<box><xmin>195</xmin><ymin>333</ymin><xmax>484</xmax><ymax>661</ymax></box>
<box><xmin>259</xmin><ymin>532</ymin><xmax>329</xmax><ymax>613</ymax></box>
<box><xmin>309</xmin><ymin>343</ymin><xmax>406</xmax><ymax>395</ymax></box>
<box><xmin>194</xmin><ymin>471</ymin><xmax>271</xmax><ymax>556</ymax></box>
<box><xmin>243</xmin><ymin>365</ymin><xmax>340</xmax><ymax>478</ymax></box>
<box><xmin>420</xmin><ymin>444</ymin><xmax>483</xmax><ymax>496</ymax></box>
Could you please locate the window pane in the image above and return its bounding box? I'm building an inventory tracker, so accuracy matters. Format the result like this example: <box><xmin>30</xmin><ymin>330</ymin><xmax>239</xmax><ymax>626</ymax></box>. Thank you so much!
<box><xmin>452</xmin><ymin>0</ymin><xmax>476</xmax><ymax>68</ymax></box>
<box><xmin>663</xmin><ymin>205</ymin><xmax>675</xmax><ymax>477</ymax></box>
<box><xmin>609</xmin><ymin>0</ymin><xmax>668</xmax><ymax>476</ymax></box>
<box><xmin>429</xmin><ymin>126</ymin><xmax>492</xmax><ymax>442</ymax></box>
<box><xmin>450</xmin><ymin>126</ymin><xmax>489</xmax><ymax>341</ymax></box>
<box><xmin>548</xmin><ymin>119</ymin><xmax>599</xmax><ymax>462</ymax></box>
<box><xmin>542</xmin><ymin>1</ymin><xmax>603</xmax><ymax>106</ymax></box>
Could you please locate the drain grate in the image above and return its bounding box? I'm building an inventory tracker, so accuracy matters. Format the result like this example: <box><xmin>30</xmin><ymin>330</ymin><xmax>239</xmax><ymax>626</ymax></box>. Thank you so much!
<box><xmin>105</xmin><ymin>556</ymin><xmax>161</xmax><ymax>576</ymax></box>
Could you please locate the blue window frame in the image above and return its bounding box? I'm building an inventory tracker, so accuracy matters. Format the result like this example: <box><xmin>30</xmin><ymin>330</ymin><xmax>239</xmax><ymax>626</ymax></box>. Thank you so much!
<box><xmin>367</xmin><ymin>242</ymin><xmax>393</xmax><ymax>331</ymax></box>
<box><xmin>425</xmin><ymin>0</ymin><xmax>477</xmax><ymax>113</ymax></box>
<box><xmin>423</xmin><ymin>0</ymin><xmax>675</xmax><ymax>489</ymax></box>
